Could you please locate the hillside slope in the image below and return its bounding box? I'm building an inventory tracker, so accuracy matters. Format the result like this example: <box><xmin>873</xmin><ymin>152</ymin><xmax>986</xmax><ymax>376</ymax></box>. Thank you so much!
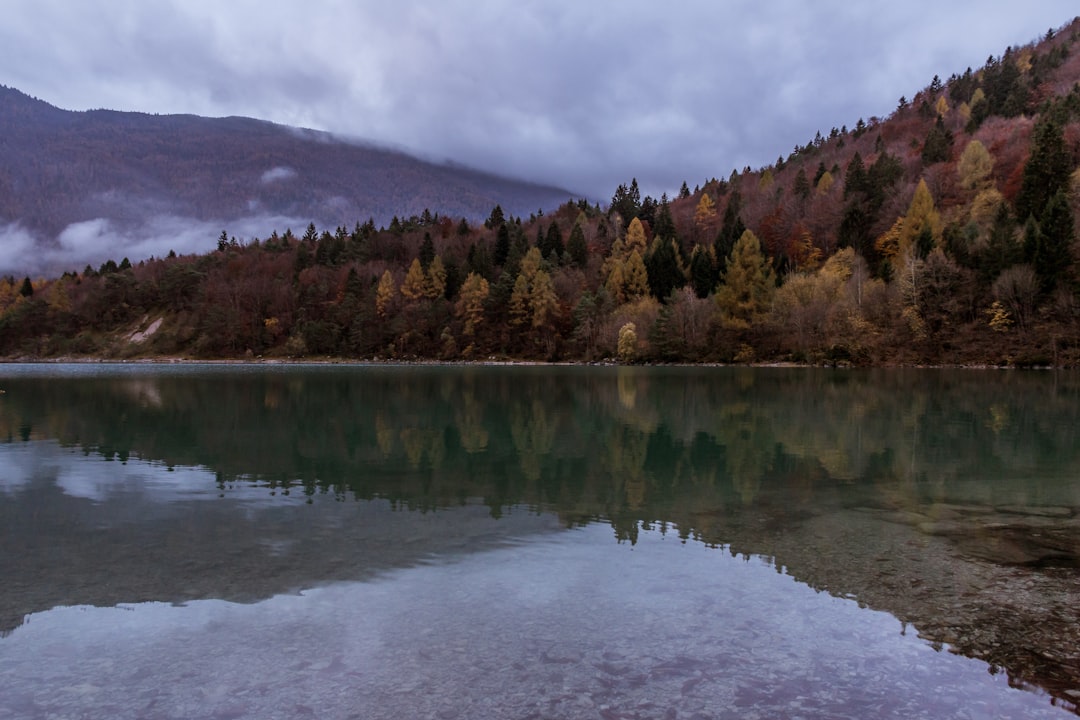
<box><xmin>0</xmin><ymin>86</ymin><xmax>577</xmax><ymax>273</ymax></box>
<box><xmin>2</xmin><ymin>18</ymin><xmax>1080</xmax><ymax>368</ymax></box>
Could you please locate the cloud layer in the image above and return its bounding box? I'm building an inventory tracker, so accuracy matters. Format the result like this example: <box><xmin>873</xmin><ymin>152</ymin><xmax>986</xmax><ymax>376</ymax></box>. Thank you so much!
<box><xmin>1</xmin><ymin>1</ymin><xmax>1076</xmax><ymax>200</ymax></box>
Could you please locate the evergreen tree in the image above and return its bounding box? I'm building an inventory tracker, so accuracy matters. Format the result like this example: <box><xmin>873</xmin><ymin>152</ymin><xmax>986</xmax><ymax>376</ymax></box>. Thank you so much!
<box><xmin>653</xmin><ymin>195</ymin><xmax>677</xmax><ymax>240</ymax></box>
<box><xmin>714</xmin><ymin>191</ymin><xmax>744</xmax><ymax>269</ymax></box>
<box><xmin>419</xmin><ymin>233</ymin><xmax>436</xmax><ymax>269</ymax></box>
<box><xmin>843</xmin><ymin>153</ymin><xmax>868</xmax><ymax>200</ymax></box>
<box><xmin>688</xmin><ymin>245</ymin><xmax>718</xmax><ymax>298</ymax></box>
<box><xmin>1015</xmin><ymin>118</ymin><xmax>1071</xmax><ymax>222</ymax></box>
<box><xmin>921</xmin><ymin>116</ymin><xmax>953</xmax><ymax>165</ymax></box>
<box><xmin>645</xmin><ymin>237</ymin><xmax>686</xmax><ymax>301</ymax></box>
<box><xmin>567</xmin><ymin>222</ymin><xmax>588</xmax><ymax>268</ymax></box>
<box><xmin>485</xmin><ymin>204</ymin><xmax>505</xmax><ymax>229</ymax></box>
<box><xmin>1032</xmin><ymin>190</ymin><xmax>1075</xmax><ymax>295</ymax></box>
<box><xmin>793</xmin><ymin>167</ymin><xmax>811</xmax><ymax>201</ymax></box>
<box><xmin>494</xmin><ymin>223</ymin><xmax>511</xmax><ymax>267</ymax></box>
<box><xmin>541</xmin><ymin>222</ymin><xmax>564</xmax><ymax>260</ymax></box>
<box><xmin>611</xmin><ymin>179</ymin><xmax>642</xmax><ymax>223</ymax></box>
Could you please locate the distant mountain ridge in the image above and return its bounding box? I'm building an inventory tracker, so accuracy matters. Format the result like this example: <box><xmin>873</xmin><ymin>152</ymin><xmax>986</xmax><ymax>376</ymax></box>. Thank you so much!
<box><xmin>0</xmin><ymin>86</ymin><xmax>577</xmax><ymax>271</ymax></box>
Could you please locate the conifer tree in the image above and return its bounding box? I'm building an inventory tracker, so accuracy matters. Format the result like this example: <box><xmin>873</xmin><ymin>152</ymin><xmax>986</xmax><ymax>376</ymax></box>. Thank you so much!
<box><xmin>1015</xmin><ymin>118</ymin><xmax>1071</xmax><ymax>222</ymax></box>
<box><xmin>715</xmin><ymin>230</ymin><xmax>775</xmax><ymax>329</ymax></box>
<box><xmin>1032</xmin><ymin>190</ymin><xmax>1075</xmax><ymax>295</ymax></box>
<box><xmin>401</xmin><ymin>258</ymin><xmax>427</xmax><ymax>301</ymax></box>
<box><xmin>419</xmin><ymin>233</ymin><xmax>435</xmax><ymax>269</ymax></box>
<box><xmin>689</xmin><ymin>244</ymin><xmax>718</xmax><ymax>298</ymax></box>
<box><xmin>645</xmin><ymin>237</ymin><xmax>685</xmax><ymax>301</ymax></box>
<box><xmin>456</xmin><ymin>272</ymin><xmax>490</xmax><ymax>336</ymax></box>
<box><xmin>375</xmin><ymin>270</ymin><xmax>396</xmax><ymax>318</ymax></box>
<box><xmin>567</xmin><ymin>222</ymin><xmax>588</xmax><ymax>268</ymax></box>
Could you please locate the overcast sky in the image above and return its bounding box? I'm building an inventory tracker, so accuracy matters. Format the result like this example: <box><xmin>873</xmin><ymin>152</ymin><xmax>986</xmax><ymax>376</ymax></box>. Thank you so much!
<box><xmin>1</xmin><ymin>1</ymin><xmax>1077</xmax><ymax>200</ymax></box>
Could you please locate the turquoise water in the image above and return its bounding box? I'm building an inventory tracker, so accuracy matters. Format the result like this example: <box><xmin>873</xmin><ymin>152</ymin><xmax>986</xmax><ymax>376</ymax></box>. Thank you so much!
<box><xmin>0</xmin><ymin>364</ymin><xmax>1077</xmax><ymax>718</ymax></box>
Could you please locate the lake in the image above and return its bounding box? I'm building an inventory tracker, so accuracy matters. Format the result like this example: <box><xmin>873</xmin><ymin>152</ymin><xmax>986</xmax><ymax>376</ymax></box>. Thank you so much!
<box><xmin>0</xmin><ymin>363</ymin><xmax>1078</xmax><ymax>719</ymax></box>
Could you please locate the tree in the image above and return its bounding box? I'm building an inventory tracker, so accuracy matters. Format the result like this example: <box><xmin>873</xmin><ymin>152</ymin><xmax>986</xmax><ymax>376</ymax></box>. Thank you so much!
<box><xmin>793</xmin><ymin>167</ymin><xmax>811</xmax><ymax>201</ymax></box>
<box><xmin>645</xmin><ymin>237</ymin><xmax>686</xmax><ymax>301</ymax></box>
<box><xmin>401</xmin><ymin>259</ymin><xmax>427</xmax><ymax>301</ymax></box>
<box><xmin>900</xmin><ymin>179</ymin><xmax>941</xmax><ymax>259</ymax></box>
<box><xmin>18</xmin><ymin>277</ymin><xmax>33</xmax><ymax>297</ymax></box>
<box><xmin>541</xmin><ymin>222</ymin><xmax>564</xmax><ymax>260</ymax></box>
<box><xmin>494</xmin><ymin>223</ymin><xmax>511</xmax><ymax>267</ymax></box>
<box><xmin>617</xmin><ymin>322</ymin><xmax>637</xmax><ymax>362</ymax></box>
<box><xmin>375</xmin><ymin>270</ymin><xmax>396</xmax><ymax>318</ymax></box>
<box><xmin>623</xmin><ymin>250</ymin><xmax>650</xmax><ymax>300</ymax></box>
<box><xmin>485</xmin><ymin>204</ymin><xmax>505</xmax><ymax>229</ymax></box>
<box><xmin>456</xmin><ymin>272</ymin><xmax>490</xmax><ymax>336</ymax></box>
<box><xmin>1015</xmin><ymin>118</ymin><xmax>1071</xmax><ymax>222</ymax></box>
<box><xmin>419</xmin><ymin>233</ymin><xmax>436</xmax><ymax>269</ymax></box>
<box><xmin>957</xmin><ymin>139</ymin><xmax>994</xmax><ymax>191</ymax></box>
<box><xmin>1032</xmin><ymin>190</ymin><xmax>1075</xmax><ymax>295</ymax></box>
<box><xmin>611</xmin><ymin>179</ymin><xmax>642</xmax><ymax>223</ymax></box>
<box><xmin>624</xmin><ymin>217</ymin><xmax>647</xmax><ymax>257</ymax></box>
<box><xmin>653</xmin><ymin>197</ymin><xmax>677</xmax><ymax>240</ymax></box>
<box><xmin>567</xmin><ymin>222</ymin><xmax>588</xmax><ymax>268</ymax></box>
<box><xmin>509</xmin><ymin>273</ymin><xmax>531</xmax><ymax>327</ymax></box>
<box><xmin>693</xmin><ymin>193</ymin><xmax>717</xmax><ymax>240</ymax></box>
<box><xmin>714</xmin><ymin>192</ymin><xmax>745</xmax><ymax>270</ymax></box>
<box><xmin>425</xmin><ymin>256</ymin><xmax>447</xmax><ymax>299</ymax></box>
<box><xmin>714</xmin><ymin>230</ymin><xmax>776</xmax><ymax>329</ymax></box>
<box><xmin>993</xmin><ymin>265</ymin><xmax>1039</xmax><ymax>331</ymax></box>
<box><xmin>688</xmin><ymin>244</ymin><xmax>718</xmax><ymax>298</ymax></box>
<box><xmin>528</xmin><ymin>269</ymin><xmax>558</xmax><ymax>329</ymax></box>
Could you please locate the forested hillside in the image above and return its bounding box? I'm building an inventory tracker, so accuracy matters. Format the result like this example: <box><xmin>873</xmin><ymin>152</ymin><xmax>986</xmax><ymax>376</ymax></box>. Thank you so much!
<box><xmin>3</xmin><ymin>18</ymin><xmax>1080</xmax><ymax>365</ymax></box>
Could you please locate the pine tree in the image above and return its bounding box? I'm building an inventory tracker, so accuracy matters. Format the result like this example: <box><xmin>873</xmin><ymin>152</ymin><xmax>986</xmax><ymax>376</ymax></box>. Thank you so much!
<box><xmin>645</xmin><ymin>237</ymin><xmax>685</xmax><ymax>301</ymax></box>
<box><xmin>567</xmin><ymin>222</ymin><xmax>588</xmax><ymax>268</ymax></box>
<box><xmin>419</xmin><ymin>233</ymin><xmax>435</xmax><ymax>269</ymax></box>
<box><xmin>542</xmin><ymin>222</ymin><xmax>564</xmax><ymax>260</ymax></box>
<box><xmin>921</xmin><ymin>116</ymin><xmax>953</xmax><ymax>164</ymax></box>
<box><xmin>689</xmin><ymin>245</ymin><xmax>718</xmax><ymax>298</ymax></box>
<box><xmin>1032</xmin><ymin>190</ymin><xmax>1075</xmax><ymax>295</ymax></box>
<box><xmin>1015</xmin><ymin>118</ymin><xmax>1071</xmax><ymax>222</ymax></box>
<box><xmin>494</xmin><ymin>224</ymin><xmax>511</xmax><ymax>267</ymax></box>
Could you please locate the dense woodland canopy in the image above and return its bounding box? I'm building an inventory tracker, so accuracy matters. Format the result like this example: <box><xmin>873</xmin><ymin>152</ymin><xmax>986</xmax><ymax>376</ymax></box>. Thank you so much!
<box><xmin>4</xmin><ymin>19</ymin><xmax>1080</xmax><ymax>365</ymax></box>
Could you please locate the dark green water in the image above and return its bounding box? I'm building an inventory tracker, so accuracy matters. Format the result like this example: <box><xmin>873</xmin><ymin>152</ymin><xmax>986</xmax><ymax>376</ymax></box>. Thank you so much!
<box><xmin>1</xmin><ymin>364</ymin><xmax>1078</xmax><ymax>718</ymax></box>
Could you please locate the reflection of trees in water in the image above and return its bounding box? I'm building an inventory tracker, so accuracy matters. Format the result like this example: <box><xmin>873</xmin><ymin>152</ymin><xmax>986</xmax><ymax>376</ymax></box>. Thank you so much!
<box><xmin>5</xmin><ymin>366</ymin><xmax>1080</xmax><ymax>707</ymax></box>
<box><xmin>2</xmin><ymin>367</ymin><xmax>1080</xmax><ymax>525</ymax></box>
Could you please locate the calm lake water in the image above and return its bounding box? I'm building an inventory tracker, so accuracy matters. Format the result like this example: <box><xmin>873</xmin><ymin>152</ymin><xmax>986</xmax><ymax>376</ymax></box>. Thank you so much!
<box><xmin>1</xmin><ymin>363</ymin><xmax>1078</xmax><ymax>719</ymax></box>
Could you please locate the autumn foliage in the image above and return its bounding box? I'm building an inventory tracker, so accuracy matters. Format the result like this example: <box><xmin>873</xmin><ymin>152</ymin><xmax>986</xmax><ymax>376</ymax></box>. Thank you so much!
<box><xmin>3</xmin><ymin>18</ymin><xmax>1080</xmax><ymax>366</ymax></box>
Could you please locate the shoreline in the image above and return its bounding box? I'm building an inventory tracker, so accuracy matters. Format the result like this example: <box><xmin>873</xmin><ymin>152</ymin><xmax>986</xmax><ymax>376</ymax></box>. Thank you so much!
<box><xmin>0</xmin><ymin>355</ymin><xmax>1059</xmax><ymax>370</ymax></box>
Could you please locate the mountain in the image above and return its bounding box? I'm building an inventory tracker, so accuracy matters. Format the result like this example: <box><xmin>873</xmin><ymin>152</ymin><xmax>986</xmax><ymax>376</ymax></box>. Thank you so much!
<box><xmin>2</xmin><ymin>18</ymin><xmax>1080</xmax><ymax>368</ymax></box>
<box><xmin>0</xmin><ymin>86</ymin><xmax>578</xmax><ymax>273</ymax></box>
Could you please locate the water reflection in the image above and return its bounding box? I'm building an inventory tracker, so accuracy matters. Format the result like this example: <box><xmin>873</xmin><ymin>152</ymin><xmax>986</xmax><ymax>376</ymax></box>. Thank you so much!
<box><xmin>1</xmin><ymin>364</ymin><xmax>1079</xmax><ymax>711</ymax></box>
<box><xmin>0</xmin><ymin>527</ymin><xmax>1069</xmax><ymax>719</ymax></box>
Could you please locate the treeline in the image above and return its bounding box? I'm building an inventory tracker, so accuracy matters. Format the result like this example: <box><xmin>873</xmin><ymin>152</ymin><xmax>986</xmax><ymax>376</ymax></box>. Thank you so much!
<box><xmin>3</xmin><ymin>20</ymin><xmax>1080</xmax><ymax>365</ymax></box>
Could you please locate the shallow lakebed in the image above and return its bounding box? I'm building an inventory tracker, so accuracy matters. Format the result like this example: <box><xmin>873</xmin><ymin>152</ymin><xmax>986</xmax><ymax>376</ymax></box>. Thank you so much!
<box><xmin>1</xmin><ymin>364</ymin><xmax>1078</xmax><ymax>718</ymax></box>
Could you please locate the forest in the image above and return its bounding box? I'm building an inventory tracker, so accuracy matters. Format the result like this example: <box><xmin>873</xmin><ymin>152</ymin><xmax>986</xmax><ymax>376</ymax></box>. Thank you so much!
<box><xmin>3</xmin><ymin>19</ymin><xmax>1080</xmax><ymax>366</ymax></box>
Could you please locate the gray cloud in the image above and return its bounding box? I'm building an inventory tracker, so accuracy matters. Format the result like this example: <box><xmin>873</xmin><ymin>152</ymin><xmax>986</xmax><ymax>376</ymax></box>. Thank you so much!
<box><xmin>0</xmin><ymin>1</ymin><xmax>1076</xmax><ymax>201</ymax></box>
<box><xmin>259</xmin><ymin>166</ymin><xmax>297</xmax><ymax>184</ymax></box>
<box><xmin>3</xmin><ymin>214</ymin><xmax>309</xmax><ymax>276</ymax></box>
